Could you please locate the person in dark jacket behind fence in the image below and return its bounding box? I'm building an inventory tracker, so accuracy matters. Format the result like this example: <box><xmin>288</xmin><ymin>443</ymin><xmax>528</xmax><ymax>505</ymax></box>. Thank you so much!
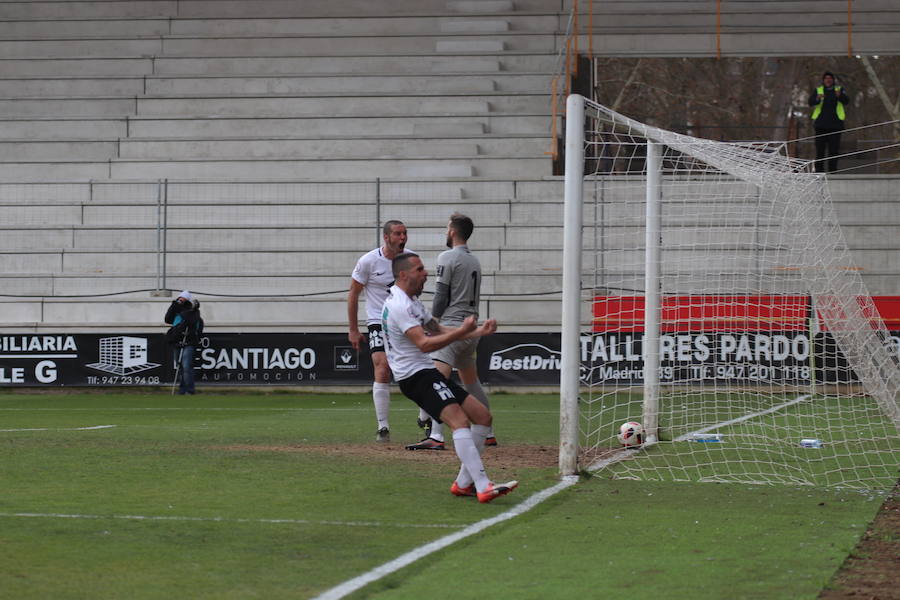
<box><xmin>808</xmin><ymin>71</ymin><xmax>849</xmax><ymax>173</ymax></box>
<box><xmin>164</xmin><ymin>290</ymin><xmax>204</xmax><ymax>395</ymax></box>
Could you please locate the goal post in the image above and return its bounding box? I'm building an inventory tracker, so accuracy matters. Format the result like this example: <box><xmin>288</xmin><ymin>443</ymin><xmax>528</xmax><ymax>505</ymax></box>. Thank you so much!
<box><xmin>559</xmin><ymin>94</ymin><xmax>586</xmax><ymax>475</ymax></box>
<box><xmin>559</xmin><ymin>94</ymin><xmax>900</xmax><ymax>489</ymax></box>
<box><xmin>642</xmin><ymin>141</ymin><xmax>661</xmax><ymax>445</ymax></box>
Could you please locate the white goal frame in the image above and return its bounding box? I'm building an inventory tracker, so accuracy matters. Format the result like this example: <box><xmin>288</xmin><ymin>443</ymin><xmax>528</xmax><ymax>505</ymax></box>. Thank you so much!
<box><xmin>559</xmin><ymin>94</ymin><xmax>900</xmax><ymax>484</ymax></box>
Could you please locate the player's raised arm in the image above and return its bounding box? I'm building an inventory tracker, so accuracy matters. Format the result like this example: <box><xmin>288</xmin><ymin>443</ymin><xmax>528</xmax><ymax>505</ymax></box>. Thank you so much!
<box><xmin>405</xmin><ymin>315</ymin><xmax>495</xmax><ymax>354</ymax></box>
<box><xmin>403</xmin><ymin>318</ymin><xmax>474</xmax><ymax>354</ymax></box>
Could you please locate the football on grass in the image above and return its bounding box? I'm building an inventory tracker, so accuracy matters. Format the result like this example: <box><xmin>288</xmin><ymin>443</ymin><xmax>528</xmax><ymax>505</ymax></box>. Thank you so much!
<box><xmin>617</xmin><ymin>421</ymin><xmax>644</xmax><ymax>448</ymax></box>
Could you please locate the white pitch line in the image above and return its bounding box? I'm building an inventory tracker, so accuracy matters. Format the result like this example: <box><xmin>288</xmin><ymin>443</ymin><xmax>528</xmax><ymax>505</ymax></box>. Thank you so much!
<box><xmin>0</xmin><ymin>512</ymin><xmax>463</xmax><ymax>530</ymax></box>
<box><xmin>673</xmin><ymin>393</ymin><xmax>813</xmax><ymax>441</ymax></box>
<box><xmin>0</xmin><ymin>424</ymin><xmax>117</xmax><ymax>432</ymax></box>
<box><xmin>312</xmin><ymin>476</ymin><xmax>580</xmax><ymax>600</ymax></box>
<box><xmin>0</xmin><ymin>407</ymin><xmax>379</xmax><ymax>412</ymax></box>
<box><xmin>0</xmin><ymin>407</ymin><xmax>560</xmax><ymax>415</ymax></box>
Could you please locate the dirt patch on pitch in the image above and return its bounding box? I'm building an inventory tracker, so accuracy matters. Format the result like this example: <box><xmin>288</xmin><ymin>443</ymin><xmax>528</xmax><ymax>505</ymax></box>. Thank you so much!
<box><xmin>219</xmin><ymin>442</ymin><xmax>559</xmax><ymax>469</ymax></box>
<box><xmin>819</xmin><ymin>483</ymin><xmax>900</xmax><ymax>600</ymax></box>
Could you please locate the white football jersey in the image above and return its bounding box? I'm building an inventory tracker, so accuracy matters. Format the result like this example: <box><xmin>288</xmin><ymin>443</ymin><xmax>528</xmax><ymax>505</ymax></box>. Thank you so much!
<box><xmin>382</xmin><ymin>287</ymin><xmax>434</xmax><ymax>381</ymax></box>
<box><xmin>351</xmin><ymin>247</ymin><xmax>415</xmax><ymax>324</ymax></box>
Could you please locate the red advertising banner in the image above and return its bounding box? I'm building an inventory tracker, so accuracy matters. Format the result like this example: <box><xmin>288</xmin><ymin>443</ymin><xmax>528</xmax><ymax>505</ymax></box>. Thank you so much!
<box><xmin>872</xmin><ymin>296</ymin><xmax>900</xmax><ymax>329</ymax></box>
<box><xmin>593</xmin><ymin>295</ymin><xmax>900</xmax><ymax>333</ymax></box>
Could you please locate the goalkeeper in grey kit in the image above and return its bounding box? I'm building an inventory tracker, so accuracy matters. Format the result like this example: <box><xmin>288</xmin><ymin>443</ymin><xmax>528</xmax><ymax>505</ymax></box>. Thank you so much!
<box><xmin>406</xmin><ymin>213</ymin><xmax>498</xmax><ymax>451</ymax></box>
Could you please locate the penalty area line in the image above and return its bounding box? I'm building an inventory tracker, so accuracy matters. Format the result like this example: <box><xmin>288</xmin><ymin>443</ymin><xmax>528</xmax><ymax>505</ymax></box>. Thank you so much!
<box><xmin>673</xmin><ymin>393</ymin><xmax>813</xmax><ymax>441</ymax></box>
<box><xmin>312</xmin><ymin>476</ymin><xmax>580</xmax><ymax>600</ymax></box>
<box><xmin>0</xmin><ymin>424</ymin><xmax>117</xmax><ymax>432</ymax></box>
<box><xmin>0</xmin><ymin>512</ymin><xmax>463</xmax><ymax>530</ymax></box>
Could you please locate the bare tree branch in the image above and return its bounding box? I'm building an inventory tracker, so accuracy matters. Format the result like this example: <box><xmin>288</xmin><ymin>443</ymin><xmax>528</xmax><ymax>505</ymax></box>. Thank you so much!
<box><xmin>859</xmin><ymin>56</ymin><xmax>900</xmax><ymax>141</ymax></box>
<box><xmin>610</xmin><ymin>59</ymin><xmax>642</xmax><ymax>112</ymax></box>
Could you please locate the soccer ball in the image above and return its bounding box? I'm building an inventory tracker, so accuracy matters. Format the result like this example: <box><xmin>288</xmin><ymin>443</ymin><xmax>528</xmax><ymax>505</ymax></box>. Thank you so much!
<box><xmin>617</xmin><ymin>421</ymin><xmax>644</xmax><ymax>448</ymax></box>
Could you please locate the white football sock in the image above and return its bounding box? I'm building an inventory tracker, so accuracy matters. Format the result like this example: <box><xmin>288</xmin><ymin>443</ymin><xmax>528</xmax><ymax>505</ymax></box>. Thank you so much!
<box><xmin>452</xmin><ymin>428</ymin><xmax>489</xmax><ymax>492</ymax></box>
<box><xmin>455</xmin><ymin>423</ymin><xmax>489</xmax><ymax>488</ymax></box>
<box><xmin>373</xmin><ymin>382</ymin><xmax>390</xmax><ymax>429</ymax></box>
<box><xmin>455</xmin><ymin>463</ymin><xmax>473</xmax><ymax>489</ymax></box>
<box><xmin>429</xmin><ymin>419</ymin><xmax>444</xmax><ymax>442</ymax></box>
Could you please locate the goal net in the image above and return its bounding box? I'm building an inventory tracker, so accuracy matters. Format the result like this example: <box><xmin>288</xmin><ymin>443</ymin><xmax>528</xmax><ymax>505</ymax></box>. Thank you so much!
<box><xmin>560</xmin><ymin>95</ymin><xmax>900</xmax><ymax>490</ymax></box>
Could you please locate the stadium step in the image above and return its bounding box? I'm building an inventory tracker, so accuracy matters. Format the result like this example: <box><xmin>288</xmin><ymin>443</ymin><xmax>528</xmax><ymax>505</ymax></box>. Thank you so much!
<box><xmin>0</xmin><ymin>247</ymin><xmax>569</xmax><ymax>275</ymax></box>
<box><xmin>158</xmin><ymin>33</ymin><xmax>555</xmax><ymax>57</ymax></box>
<box><xmin>0</xmin><ymin>57</ymin><xmax>154</xmax><ymax>77</ymax></box>
<box><xmin>0</xmin><ymin>94</ymin><xmax>549</xmax><ymax>116</ymax></box>
<box><xmin>0</xmin><ymin>77</ymin><xmax>146</xmax><ymax>97</ymax></box>
<box><xmin>0</xmin><ymin>138</ymin><xmax>531</xmax><ymax>162</ymax></box>
<box><xmin>0</xmin><ymin>97</ymin><xmax>135</xmax><ymax>118</ymax></box>
<box><xmin>0</xmin><ymin>0</ymin><xmax>551</xmax><ymax>20</ymax></box>
<box><xmin>0</xmin><ymin>72</ymin><xmax>550</xmax><ymax>100</ymax></box>
<box><xmin>115</xmin><ymin>136</ymin><xmax>547</xmax><ymax>161</ymax></box>
<box><xmin>0</xmin><ymin>54</ymin><xmax>557</xmax><ymax>78</ymax></box>
<box><xmin>0</xmin><ymin>15</ymin><xmax>557</xmax><ymax>38</ymax></box>
<box><xmin>106</xmin><ymin>157</ymin><xmax>549</xmax><ymax>180</ymax></box>
<box><xmin>0</xmin><ymin>114</ymin><xmax>550</xmax><ymax>140</ymax></box>
<box><xmin>0</xmin><ymin>158</ymin><xmax>551</xmax><ymax>181</ymax></box>
<box><xmin>125</xmin><ymin>115</ymin><xmax>551</xmax><ymax>137</ymax></box>
<box><xmin>0</xmin><ymin>140</ymin><xmax>117</xmax><ymax>161</ymax></box>
<box><xmin>142</xmin><ymin>73</ymin><xmax>551</xmax><ymax>95</ymax></box>
<box><xmin>130</xmin><ymin>95</ymin><xmax>547</xmax><ymax>118</ymax></box>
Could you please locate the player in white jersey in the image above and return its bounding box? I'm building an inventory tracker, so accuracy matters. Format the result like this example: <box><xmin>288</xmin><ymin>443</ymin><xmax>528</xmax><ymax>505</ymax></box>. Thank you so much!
<box><xmin>406</xmin><ymin>213</ymin><xmax>497</xmax><ymax>450</ymax></box>
<box><xmin>382</xmin><ymin>252</ymin><xmax>518</xmax><ymax>503</ymax></box>
<box><xmin>348</xmin><ymin>220</ymin><xmax>411</xmax><ymax>442</ymax></box>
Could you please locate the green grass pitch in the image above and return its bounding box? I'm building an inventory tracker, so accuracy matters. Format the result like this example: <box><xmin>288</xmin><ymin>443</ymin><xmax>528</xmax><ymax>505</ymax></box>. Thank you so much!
<box><xmin>0</xmin><ymin>389</ymin><xmax>889</xmax><ymax>599</ymax></box>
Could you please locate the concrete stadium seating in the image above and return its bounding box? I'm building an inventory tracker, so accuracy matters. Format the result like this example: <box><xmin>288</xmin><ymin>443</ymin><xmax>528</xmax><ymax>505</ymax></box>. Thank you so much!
<box><xmin>0</xmin><ymin>0</ymin><xmax>897</xmax><ymax>333</ymax></box>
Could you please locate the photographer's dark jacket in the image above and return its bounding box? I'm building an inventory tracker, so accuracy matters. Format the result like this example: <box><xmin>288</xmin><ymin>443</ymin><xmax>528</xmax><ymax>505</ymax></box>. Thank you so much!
<box><xmin>165</xmin><ymin>301</ymin><xmax>204</xmax><ymax>346</ymax></box>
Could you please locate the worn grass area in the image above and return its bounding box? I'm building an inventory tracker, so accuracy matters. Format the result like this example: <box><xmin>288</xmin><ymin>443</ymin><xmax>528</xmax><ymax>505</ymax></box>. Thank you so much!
<box><xmin>820</xmin><ymin>484</ymin><xmax>900</xmax><ymax>599</ymax></box>
<box><xmin>0</xmin><ymin>390</ymin><xmax>889</xmax><ymax>599</ymax></box>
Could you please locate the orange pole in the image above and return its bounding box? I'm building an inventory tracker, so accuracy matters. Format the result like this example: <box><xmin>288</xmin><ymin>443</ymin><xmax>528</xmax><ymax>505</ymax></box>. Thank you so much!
<box><xmin>847</xmin><ymin>0</ymin><xmax>853</xmax><ymax>57</ymax></box>
<box><xmin>716</xmin><ymin>0</ymin><xmax>721</xmax><ymax>59</ymax></box>
<box><xmin>546</xmin><ymin>77</ymin><xmax>559</xmax><ymax>160</ymax></box>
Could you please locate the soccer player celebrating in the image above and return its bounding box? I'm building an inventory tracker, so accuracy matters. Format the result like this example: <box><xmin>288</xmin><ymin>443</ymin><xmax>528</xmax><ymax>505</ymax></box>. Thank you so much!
<box><xmin>347</xmin><ymin>220</ymin><xmax>411</xmax><ymax>442</ymax></box>
<box><xmin>407</xmin><ymin>212</ymin><xmax>497</xmax><ymax>450</ymax></box>
<box><xmin>382</xmin><ymin>252</ymin><xmax>518</xmax><ymax>503</ymax></box>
